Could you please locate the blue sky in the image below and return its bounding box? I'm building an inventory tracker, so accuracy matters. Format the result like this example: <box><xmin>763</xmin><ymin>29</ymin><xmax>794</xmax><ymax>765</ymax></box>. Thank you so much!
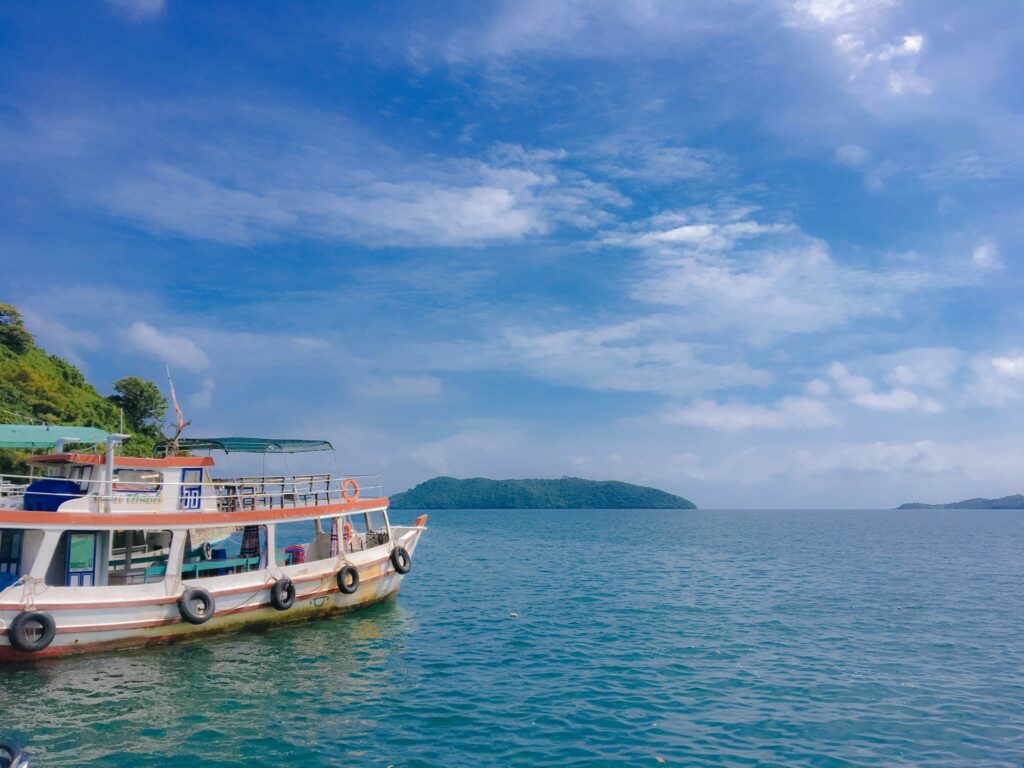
<box><xmin>1</xmin><ymin>0</ymin><xmax>1023</xmax><ymax>507</ymax></box>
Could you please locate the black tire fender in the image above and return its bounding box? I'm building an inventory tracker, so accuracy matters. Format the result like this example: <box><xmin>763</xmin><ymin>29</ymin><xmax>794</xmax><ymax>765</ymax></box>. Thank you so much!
<box><xmin>270</xmin><ymin>578</ymin><xmax>295</xmax><ymax>611</ymax></box>
<box><xmin>178</xmin><ymin>587</ymin><xmax>215</xmax><ymax>625</ymax></box>
<box><xmin>390</xmin><ymin>546</ymin><xmax>411</xmax><ymax>575</ymax></box>
<box><xmin>336</xmin><ymin>565</ymin><xmax>360</xmax><ymax>595</ymax></box>
<box><xmin>8</xmin><ymin>610</ymin><xmax>56</xmax><ymax>653</ymax></box>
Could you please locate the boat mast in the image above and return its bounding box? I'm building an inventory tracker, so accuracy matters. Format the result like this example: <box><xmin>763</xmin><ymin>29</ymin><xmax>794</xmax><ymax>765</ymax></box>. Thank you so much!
<box><xmin>165</xmin><ymin>365</ymin><xmax>191</xmax><ymax>455</ymax></box>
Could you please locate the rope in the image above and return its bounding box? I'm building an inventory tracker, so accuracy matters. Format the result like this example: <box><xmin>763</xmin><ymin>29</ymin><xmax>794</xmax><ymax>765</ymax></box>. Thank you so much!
<box><xmin>0</xmin><ymin>407</ymin><xmax>46</xmax><ymax>425</ymax></box>
<box><xmin>16</xmin><ymin>575</ymin><xmax>45</xmax><ymax>609</ymax></box>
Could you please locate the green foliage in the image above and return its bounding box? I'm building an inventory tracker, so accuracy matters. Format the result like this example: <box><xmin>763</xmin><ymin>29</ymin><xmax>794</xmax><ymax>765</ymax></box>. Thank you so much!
<box><xmin>109</xmin><ymin>376</ymin><xmax>167</xmax><ymax>435</ymax></box>
<box><xmin>389</xmin><ymin>476</ymin><xmax>697</xmax><ymax>509</ymax></box>
<box><xmin>0</xmin><ymin>304</ymin><xmax>33</xmax><ymax>354</ymax></box>
<box><xmin>0</xmin><ymin>306</ymin><xmax>166</xmax><ymax>470</ymax></box>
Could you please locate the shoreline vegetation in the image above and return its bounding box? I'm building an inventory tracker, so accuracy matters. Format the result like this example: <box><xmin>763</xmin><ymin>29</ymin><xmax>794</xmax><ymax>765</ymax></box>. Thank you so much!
<box><xmin>389</xmin><ymin>476</ymin><xmax>697</xmax><ymax>510</ymax></box>
<box><xmin>898</xmin><ymin>494</ymin><xmax>1024</xmax><ymax>509</ymax></box>
<box><xmin>0</xmin><ymin>303</ymin><xmax>166</xmax><ymax>473</ymax></box>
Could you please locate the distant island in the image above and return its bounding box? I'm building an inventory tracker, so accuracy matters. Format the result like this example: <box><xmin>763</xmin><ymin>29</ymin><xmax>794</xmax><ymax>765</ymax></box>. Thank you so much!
<box><xmin>898</xmin><ymin>494</ymin><xmax>1024</xmax><ymax>509</ymax></box>
<box><xmin>389</xmin><ymin>476</ymin><xmax>697</xmax><ymax>509</ymax></box>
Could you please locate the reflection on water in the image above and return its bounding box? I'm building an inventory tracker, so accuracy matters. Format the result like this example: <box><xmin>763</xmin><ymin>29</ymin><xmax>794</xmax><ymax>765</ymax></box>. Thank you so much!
<box><xmin>3</xmin><ymin>509</ymin><xmax>1024</xmax><ymax>767</ymax></box>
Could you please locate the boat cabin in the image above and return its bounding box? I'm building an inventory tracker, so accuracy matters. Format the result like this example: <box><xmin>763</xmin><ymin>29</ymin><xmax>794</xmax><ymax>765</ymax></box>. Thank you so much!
<box><xmin>0</xmin><ymin>431</ymin><xmax>389</xmax><ymax>594</ymax></box>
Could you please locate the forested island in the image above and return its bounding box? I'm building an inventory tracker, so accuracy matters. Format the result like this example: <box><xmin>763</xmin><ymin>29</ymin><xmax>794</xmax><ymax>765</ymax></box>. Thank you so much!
<box><xmin>898</xmin><ymin>494</ymin><xmax>1024</xmax><ymax>509</ymax></box>
<box><xmin>389</xmin><ymin>476</ymin><xmax>696</xmax><ymax>509</ymax></box>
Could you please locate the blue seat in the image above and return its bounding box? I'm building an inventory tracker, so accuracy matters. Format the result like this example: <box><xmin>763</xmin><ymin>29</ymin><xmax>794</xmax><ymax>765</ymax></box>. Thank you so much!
<box><xmin>23</xmin><ymin>478</ymin><xmax>81</xmax><ymax>511</ymax></box>
<box><xmin>0</xmin><ymin>572</ymin><xmax>18</xmax><ymax>591</ymax></box>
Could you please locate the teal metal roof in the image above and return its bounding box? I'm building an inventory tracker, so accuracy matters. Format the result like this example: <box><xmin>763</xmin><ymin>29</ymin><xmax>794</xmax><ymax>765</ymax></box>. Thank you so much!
<box><xmin>0</xmin><ymin>424</ymin><xmax>110</xmax><ymax>449</ymax></box>
<box><xmin>158</xmin><ymin>437</ymin><xmax>334</xmax><ymax>454</ymax></box>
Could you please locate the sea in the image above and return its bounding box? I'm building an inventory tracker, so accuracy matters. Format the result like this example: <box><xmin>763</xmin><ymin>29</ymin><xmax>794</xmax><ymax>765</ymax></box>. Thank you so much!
<box><xmin>1</xmin><ymin>508</ymin><xmax>1023</xmax><ymax>767</ymax></box>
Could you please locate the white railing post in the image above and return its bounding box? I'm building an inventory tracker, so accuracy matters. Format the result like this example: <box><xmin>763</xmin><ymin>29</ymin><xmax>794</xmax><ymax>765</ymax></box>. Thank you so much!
<box><xmin>103</xmin><ymin>433</ymin><xmax>131</xmax><ymax>514</ymax></box>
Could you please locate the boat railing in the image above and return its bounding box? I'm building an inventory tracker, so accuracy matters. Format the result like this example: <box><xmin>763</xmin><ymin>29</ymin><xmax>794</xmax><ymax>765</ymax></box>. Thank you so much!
<box><xmin>209</xmin><ymin>474</ymin><xmax>384</xmax><ymax>512</ymax></box>
<box><xmin>0</xmin><ymin>471</ymin><xmax>385</xmax><ymax>513</ymax></box>
<box><xmin>0</xmin><ymin>475</ymin><xmax>30</xmax><ymax>498</ymax></box>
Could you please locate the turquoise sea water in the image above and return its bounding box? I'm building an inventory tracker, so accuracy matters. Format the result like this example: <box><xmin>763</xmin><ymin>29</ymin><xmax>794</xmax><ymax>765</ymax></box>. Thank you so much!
<box><xmin>2</xmin><ymin>508</ymin><xmax>1023</xmax><ymax>766</ymax></box>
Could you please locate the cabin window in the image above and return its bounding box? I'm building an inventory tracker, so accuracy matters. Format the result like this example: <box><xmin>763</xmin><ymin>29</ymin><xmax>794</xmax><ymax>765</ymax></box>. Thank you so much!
<box><xmin>66</xmin><ymin>465</ymin><xmax>93</xmax><ymax>492</ymax></box>
<box><xmin>341</xmin><ymin>512</ymin><xmax>369</xmax><ymax>554</ymax></box>
<box><xmin>181</xmin><ymin>526</ymin><xmax>267</xmax><ymax>579</ymax></box>
<box><xmin>366</xmin><ymin>511</ymin><xmax>390</xmax><ymax>548</ymax></box>
<box><xmin>108</xmin><ymin>529</ymin><xmax>173</xmax><ymax>585</ymax></box>
<box><xmin>113</xmin><ymin>469</ymin><xmax>162</xmax><ymax>493</ymax></box>
<box><xmin>277</xmin><ymin>518</ymin><xmax>341</xmax><ymax>565</ymax></box>
<box><xmin>0</xmin><ymin>529</ymin><xmax>24</xmax><ymax>590</ymax></box>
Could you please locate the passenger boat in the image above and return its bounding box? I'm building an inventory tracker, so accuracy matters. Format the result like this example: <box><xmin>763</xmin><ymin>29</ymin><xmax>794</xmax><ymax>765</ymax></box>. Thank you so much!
<box><xmin>0</xmin><ymin>426</ymin><xmax>425</xmax><ymax>659</ymax></box>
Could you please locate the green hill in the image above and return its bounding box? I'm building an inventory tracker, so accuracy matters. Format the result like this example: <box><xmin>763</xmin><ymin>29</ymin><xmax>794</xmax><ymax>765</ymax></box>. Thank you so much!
<box><xmin>0</xmin><ymin>303</ymin><xmax>166</xmax><ymax>472</ymax></box>
<box><xmin>389</xmin><ymin>476</ymin><xmax>696</xmax><ymax>509</ymax></box>
<box><xmin>898</xmin><ymin>494</ymin><xmax>1024</xmax><ymax>510</ymax></box>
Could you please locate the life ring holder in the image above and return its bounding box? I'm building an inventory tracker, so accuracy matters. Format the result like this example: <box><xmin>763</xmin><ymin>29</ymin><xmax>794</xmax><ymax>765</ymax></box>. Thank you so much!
<box><xmin>341</xmin><ymin>478</ymin><xmax>360</xmax><ymax>502</ymax></box>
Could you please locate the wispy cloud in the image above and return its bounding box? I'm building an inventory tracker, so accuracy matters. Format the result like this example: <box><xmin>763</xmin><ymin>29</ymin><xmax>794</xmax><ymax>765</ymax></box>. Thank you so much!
<box><xmin>94</xmin><ymin>141</ymin><xmax>627</xmax><ymax>247</ymax></box>
<box><xmin>663</xmin><ymin>396</ymin><xmax>837</xmax><ymax>431</ymax></box>
<box><xmin>106</xmin><ymin>0</ymin><xmax>165</xmax><ymax>22</ymax></box>
<box><xmin>122</xmin><ymin>322</ymin><xmax>210</xmax><ymax>373</ymax></box>
<box><xmin>967</xmin><ymin>353</ymin><xmax>1024</xmax><ymax>406</ymax></box>
<box><xmin>502</xmin><ymin>320</ymin><xmax>769</xmax><ymax>397</ymax></box>
<box><xmin>829</xmin><ymin>362</ymin><xmax>943</xmax><ymax>413</ymax></box>
<box><xmin>354</xmin><ymin>376</ymin><xmax>443</xmax><ymax>398</ymax></box>
<box><xmin>611</xmin><ymin>205</ymin><xmax>958</xmax><ymax>337</ymax></box>
<box><xmin>188</xmin><ymin>378</ymin><xmax>216</xmax><ymax>410</ymax></box>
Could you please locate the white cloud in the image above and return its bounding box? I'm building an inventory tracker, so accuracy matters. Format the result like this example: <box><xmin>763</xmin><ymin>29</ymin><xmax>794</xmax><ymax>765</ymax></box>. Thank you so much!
<box><xmin>835</xmin><ymin>144</ymin><xmax>870</xmax><ymax>167</ymax></box>
<box><xmin>852</xmin><ymin>388</ymin><xmax>943</xmax><ymax>413</ymax></box>
<box><xmin>880</xmin><ymin>347</ymin><xmax>962</xmax><ymax>390</ymax></box>
<box><xmin>96</xmin><ymin>145</ymin><xmax>627</xmax><ymax>247</ymax></box>
<box><xmin>107</xmin><ymin>0</ymin><xmax>165</xmax><ymax>21</ymax></box>
<box><xmin>663</xmin><ymin>396</ymin><xmax>837</xmax><ymax>431</ymax></box>
<box><xmin>439</xmin><ymin>0</ymin><xmax>749</xmax><ymax>62</ymax></box>
<box><xmin>967</xmin><ymin>353</ymin><xmax>1024</xmax><ymax>406</ymax></box>
<box><xmin>503</xmin><ymin>320</ymin><xmax>769</xmax><ymax>397</ymax></box>
<box><xmin>829</xmin><ymin>362</ymin><xmax>943</xmax><ymax>412</ymax></box>
<box><xmin>123</xmin><ymin>321</ymin><xmax>210</xmax><ymax>373</ymax></box>
<box><xmin>354</xmin><ymin>376</ymin><xmax>443</xmax><ymax>398</ymax></box>
<box><xmin>805</xmin><ymin>378</ymin><xmax>832</xmax><ymax>397</ymax></box>
<box><xmin>591</xmin><ymin>138</ymin><xmax>725</xmax><ymax>183</ymax></box>
<box><xmin>794</xmin><ymin>439</ymin><xmax>953</xmax><ymax>476</ymax></box>
<box><xmin>786</xmin><ymin>0</ymin><xmax>933</xmax><ymax>100</ymax></box>
<box><xmin>785</xmin><ymin>0</ymin><xmax>899</xmax><ymax>26</ymax></box>
<box><xmin>408</xmin><ymin>426</ymin><xmax>525</xmax><ymax>476</ymax></box>
<box><xmin>971</xmin><ymin>239</ymin><xmax>1002</xmax><ymax>269</ymax></box>
<box><xmin>188</xmin><ymin>378</ymin><xmax>215</xmax><ymax>410</ymax></box>
<box><xmin>614</xmin><ymin>206</ymin><xmax>952</xmax><ymax>337</ymax></box>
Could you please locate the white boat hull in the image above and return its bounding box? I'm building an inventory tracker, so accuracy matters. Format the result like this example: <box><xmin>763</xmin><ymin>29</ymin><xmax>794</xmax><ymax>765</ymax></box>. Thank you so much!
<box><xmin>0</xmin><ymin>527</ymin><xmax>423</xmax><ymax>660</ymax></box>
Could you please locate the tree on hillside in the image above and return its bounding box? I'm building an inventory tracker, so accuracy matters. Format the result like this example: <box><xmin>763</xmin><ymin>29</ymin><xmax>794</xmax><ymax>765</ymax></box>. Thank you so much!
<box><xmin>0</xmin><ymin>304</ymin><xmax>33</xmax><ymax>354</ymax></box>
<box><xmin>109</xmin><ymin>377</ymin><xmax>167</xmax><ymax>435</ymax></box>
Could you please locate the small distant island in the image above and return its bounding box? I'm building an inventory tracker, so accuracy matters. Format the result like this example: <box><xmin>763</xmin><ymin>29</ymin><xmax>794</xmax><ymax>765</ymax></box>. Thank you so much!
<box><xmin>389</xmin><ymin>476</ymin><xmax>697</xmax><ymax>510</ymax></box>
<box><xmin>898</xmin><ymin>494</ymin><xmax>1024</xmax><ymax>509</ymax></box>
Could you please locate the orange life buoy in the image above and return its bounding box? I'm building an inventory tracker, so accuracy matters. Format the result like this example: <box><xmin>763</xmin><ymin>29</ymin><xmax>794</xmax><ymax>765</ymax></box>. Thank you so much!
<box><xmin>341</xmin><ymin>478</ymin><xmax>360</xmax><ymax>502</ymax></box>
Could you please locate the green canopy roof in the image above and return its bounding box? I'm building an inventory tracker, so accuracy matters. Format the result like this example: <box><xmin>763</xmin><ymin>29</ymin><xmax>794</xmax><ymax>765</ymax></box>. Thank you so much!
<box><xmin>0</xmin><ymin>424</ymin><xmax>110</xmax><ymax>449</ymax></box>
<box><xmin>157</xmin><ymin>437</ymin><xmax>334</xmax><ymax>454</ymax></box>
